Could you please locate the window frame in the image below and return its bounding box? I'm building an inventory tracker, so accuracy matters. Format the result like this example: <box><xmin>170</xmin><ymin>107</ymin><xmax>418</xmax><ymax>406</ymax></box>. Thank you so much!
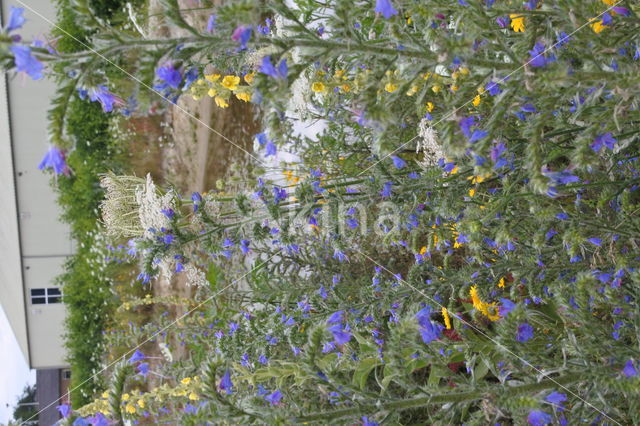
<box><xmin>30</xmin><ymin>287</ymin><xmax>63</xmax><ymax>305</ymax></box>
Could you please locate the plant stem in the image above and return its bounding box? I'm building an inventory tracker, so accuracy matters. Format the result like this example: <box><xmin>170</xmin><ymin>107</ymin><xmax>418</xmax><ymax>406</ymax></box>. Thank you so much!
<box><xmin>292</xmin><ymin>372</ymin><xmax>582</xmax><ymax>422</ymax></box>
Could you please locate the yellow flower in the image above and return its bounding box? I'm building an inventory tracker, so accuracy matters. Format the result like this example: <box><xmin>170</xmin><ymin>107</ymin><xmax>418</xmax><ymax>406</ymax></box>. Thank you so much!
<box><xmin>189</xmin><ymin>392</ymin><xmax>199</xmax><ymax>401</ymax></box>
<box><xmin>312</xmin><ymin>82</ymin><xmax>326</xmax><ymax>93</ymax></box>
<box><xmin>419</xmin><ymin>246</ymin><xmax>427</xmax><ymax>255</ymax></box>
<box><xmin>341</xmin><ymin>83</ymin><xmax>351</xmax><ymax>92</ymax></box>
<box><xmin>205</xmin><ymin>73</ymin><xmax>221</xmax><ymax>82</ymax></box>
<box><xmin>590</xmin><ymin>19</ymin><xmax>606</xmax><ymax>33</ymax></box>
<box><xmin>442</xmin><ymin>307</ymin><xmax>452</xmax><ymax>330</ymax></box>
<box><xmin>181</xmin><ymin>377</ymin><xmax>192</xmax><ymax>385</ymax></box>
<box><xmin>469</xmin><ymin>188</ymin><xmax>476</xmax><ymax>197</ymax></box>
<box><xmin>283</xmin><ymin>170</ymin><xmax>300</xmax><ymax>184</ymax></box>
<box><xmin>406</xmin><ymin>85</ymin><xmax>419</xmax><ymax>96</ymax></box>
<box><xmin>385</xmin><ymin>83</ymin><xmax>398</xmax><ymax>93</ymax></box>
<box><xmin>137</xmin><ymin>399</ymin><xmax>145</xmax><ymax>408</ymax></box>
<box><xmin>235</xmin><ymin>92</ymin><xmax>251</xmax><ymax>102</ymax></box>
<box><xmin>602</xmin><ymin>0</ymin><xmax>615</xmax><ymax>5</ymax></box>
<box><xmin>460</xmin><ymin>67</ymin><xmax>470</xmax><ymax>76</ymax></box>
<box><xmin>470</xmin><ymin>286</ymin><xmax>501</xmax><ymax>321</ymax></box>
<box><xmin>207</xmin><ymin>88</ymin><xmax>217</xmax><ymax>97</ymax></box>
<box><xmin>485</xmin><ymin>304</ymin><xmax>501</xmax><ymax>321</ymax></box>
<box><xmin>334</xmin><ymin>69</ymin><xmax>346</xmax><ymax>79</ymax></box>
<box><xmin>431</xmin><ymin>85</ymin><xmax>441</xmax><ymax>93</ymax></box>
<box><xmin>470</xmin><ymin>285</ymin><xmax>484</xmax><ymax>312</ymax></box>
<box><xmin>473</xmin><ymin>94</ymin><xmax>481</xmax><ymax>107</ymax></box>
<box><xmin>510</xmin><ymin>14</ymin><xmax>525</xmax><ymax>32</ymax></box>
<box><xmin>451</xmin><ymin>85</ymin><xmax>459</xmax><ymax>92</ymax></box>
<box><xmin>125</xmin><ymin>404</ymin><xmax>136</xmax><ymax>414</ymax></box>
<box><xmin>214</xmin><ymin>96</ymin><xmax>229</xmax><ymax>108</ymax></box>
<box><xmin>102</xmin><ymin>391</ymin><xmax>109</xmax><ymax>399</ymax></box>
<box><xmin>451</xmin><ymin>71</ymin><xmax>460</xmax><ymax>80</ymax></box>
<box><xmin>498</xmin><ymin>277</ymin><xmax>505</xmax><ymax>288</ymax></box>
<box><xmin>426</xmin><ymin>102</ymin><xmax>435</xmax><ymax>112</ymax></box>
<box><xmin>221</xmin><ymin>75</ymin><xmax>240</xmax><ymax>90</ymax></box>
<box><xmin>244</xmin><ymin>72</ymin><xmax>255</xmax><ymax>84</ymax></box>
<box><xmin>122</xmin><ymin>393</ymin><xmax>130</xmax><ymax>401</ymax></box>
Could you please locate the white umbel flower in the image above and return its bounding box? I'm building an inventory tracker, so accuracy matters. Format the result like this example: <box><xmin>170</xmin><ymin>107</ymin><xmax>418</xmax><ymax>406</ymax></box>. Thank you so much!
<box><xmin>416</xmin><ymin>119</ymin><xmax>444</xmax><ymax>167</ymax></box>
<box><xmin>135</xmin><ymin>174</ymin><xmax>175</xmax><ymax>239</ymax></box>
<box><xmin>184</xmin><ymin>264</ymin><xmax>208</xmax><ymax>287</ymax></box>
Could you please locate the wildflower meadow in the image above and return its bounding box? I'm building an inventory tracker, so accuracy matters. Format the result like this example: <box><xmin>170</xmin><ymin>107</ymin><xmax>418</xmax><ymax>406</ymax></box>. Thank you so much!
<box><xmin>2</xmin><ymin>0</ymin><xmax>640</xmax><ymax>424</ymax></box>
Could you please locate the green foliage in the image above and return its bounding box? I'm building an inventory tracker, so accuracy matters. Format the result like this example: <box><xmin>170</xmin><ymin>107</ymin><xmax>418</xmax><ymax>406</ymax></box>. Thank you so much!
<box><xmin>10</xmin><ymin>385</ymin><xmax>37</xmax><ymax>424</ymax></box>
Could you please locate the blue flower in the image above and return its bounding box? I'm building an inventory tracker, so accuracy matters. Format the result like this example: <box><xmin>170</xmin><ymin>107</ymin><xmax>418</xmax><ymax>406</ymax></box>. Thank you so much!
<box><xmin>88</xmin><ymin>85</ymin><xmax>119</xmax><ymax>112</ymax></box>
<box><xmin>260</xmin><ymin>56</ymin><xmax>288</xmax><ymax>80</ymax></box>
<box><xmin>264</xmin><ymin>390</ymin><xmax>283</xmax><ymax>405</ymax></box>
<box><xmin>219</xmin><ymin>369</ymin><xmax>233</xmax><ymax>394</ymax></box>
<box><xmin>57</xmin><ymin>404</ymin><xmax>71</xmax><ymax>418</ymax></box>
<box><xmin>328</xmin><ymin>323</ymin><xmax>352</xmax><ymax>345</ymax></box>
<box><xmin>156</xmin><ymin>63</ymin><xmax>182</xmax><ymax>89</ymax></box>
<box><xmin>459</xmin><ymin>116</ymin><xmax>476</xmax><ymax>138</ymax></box>
<box><xmin>556</xmin><ymin>32</ymin><xmax>570</xmax><ymax>47</ymax></box>
<box><xmin>469</xmin><ymin>129</ymin><xmax>488</xmax><ymax>143</ymax></box>
<box><xmin>496</xmin><ymin>16</ymin><xmax>509</xmax><ymax>28</ymax></box>
<box><xmin>206</xmin><ymin>14</ymin><xmax>217</xmax><ymax>33</ymax></box>
<box><xmin>184</xmin><ymin>403</ymin><xmax>198</xmax><ymax>414</ymax></box>
<box><xmin>333</xmin><ymin>249</ymin><xmax>348</xmax><ymax>262</ymax></box>
<box><xmin>10</xmin><ymin>45</ymin><xmax>44</xmax><ymax>80</ymax></box>
<box><xmin>542</xmin><ymin>168</ymin><xmax>580</xmax><ymax>185</ymax></box>
<box><xmin>137</xmin><ymin>362</ymin><xmax>150</xmax><ymax>377</ymax></box>
<box><xmin>265</xmin><ymin>140</ymin><xmax>277</xmax><ymax>157</ymax></box>
<box><xmin>499</xmin><ymin>298</ymin><xmax>516</xmax><ymax>317</ymax></box>
<box><xmin>381</xmin><ymin>181</ymin><xmax>393</xmax><ymax>197</ymax></box>
<box><xmin>587</xmin><ymin>237</ymin><xmax>602</xmax><ymax>246</ymax></box>
<box><xmin>240</xmin><ymin>239</ymin><xmax>251</xmax><ymax>255</ymax></box>
<box><xmin>591</xmin><ymin>132</ymin><xmax>617</xmax><ymax>152</ymax></box>
<box><xmin>88</xmin><ymin>413</ymin><xmax>108</xmax><ymax>426</ymax></box>
<box><xmin>362</xmin><ymin>416</ymin><xmax>379</xmax><ymax>426</ymax></box>
<box><xmin>485</xmin><ymin>81</ymin><xmax>501</xmax><ymax>96</ymax></box>
<box><xmin>623</xmin><ymin>359</ymin><xmax>638</xmax><ymax>377</ymax></box>
<box><xmin>416</xmin><ymin>307</ymin><xmax>443</xmax><ymax>343</ymax></box>
<box><xmin>6</xmin><ymin>7</ymin><xmax>26</xmax><ymax>32</ymax></box>
<box><xmin>191</xmin><ymin>192</ymin><xmax>202</xmax><ymax>212</ymax></box>
<box><xmin>327</xmin><ymin>311</ymin><xmax>344</xmax><ymax>324</ymax></box>
<box><xmin>391</xmin><ymin>155</ymin><xmax>406</xmax><ymax>169</ymax></box>
<box><xmin>128</xmin><ymin>345</ymin><xmax>147</xmax><ymax>361</ymax></box>
<box><xmin>375</xmin><ymin>0</ymin><xmax>398</xmax><ymax>19</ymax></box>
<box><xmin>545</xmin><ymin>391</ymin><xmax>567</xmax><ymax>410</ymax></box>
<box><xmin>528</xmin><ymin>42</ymin><xmax>551</xmax><ymax>67</ymax></box>
<box><xmin>38</xmin><ymin>146</ymin><xmax>69</xmax><ymax>175</ymax></box>
<box><xmin>273</xmin><ymin>186</ymin><xmax>287</xmax><ymax>204</ymax></box>
<box><xmin>231</xmin><ymin>25</ymin><xmax>252</xmax><ymax>50</ymax></box>
<box><xmin>516</xmin><ymin>322</ymin><xmax>534</xmax><ymax>342</ymax></box>
<box><xmin>161</xmin><ymin>208</ymin><xmax>175</xmax><ymax>219</ymax></box>
<box><xmin>527</xmin><ymin>410</ymin><xmax>552</xmax><ymax>426</ymax></box>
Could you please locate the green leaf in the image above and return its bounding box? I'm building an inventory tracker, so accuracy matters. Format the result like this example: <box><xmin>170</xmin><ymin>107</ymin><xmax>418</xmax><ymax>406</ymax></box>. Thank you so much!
<box><xmin>352</xmin><ymin>358</ymin><xmax>381</xmax><ymax>390</ymax></box>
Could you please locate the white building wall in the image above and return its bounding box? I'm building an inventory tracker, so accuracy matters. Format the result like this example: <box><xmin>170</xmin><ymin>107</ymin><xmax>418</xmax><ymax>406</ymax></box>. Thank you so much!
<box><xmin>0</xmin><ymin>57</ymin><xmax>30</xmax><ymax>364</ymax></box>
<box><xmin>23</xmin><ymin>257</ymin><xmax>68</xmax><ymax>369</ymax></box>
<box><xmin>1</xmin><ymin>0</ymin><xmax>73</xmax><ymax>369</ymax></box>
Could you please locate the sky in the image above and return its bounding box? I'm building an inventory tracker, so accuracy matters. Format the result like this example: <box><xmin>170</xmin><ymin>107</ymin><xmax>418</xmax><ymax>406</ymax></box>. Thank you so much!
<box><xmin>0</xmin><ymin>306</ymin><xmax>35</xmax><ymax>424</ymax></box>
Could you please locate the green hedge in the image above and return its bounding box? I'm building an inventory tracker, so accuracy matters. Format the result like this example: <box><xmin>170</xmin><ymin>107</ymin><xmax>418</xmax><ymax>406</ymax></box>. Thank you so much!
<box><xmin>52</xmin><ymin>0</ymin><xmax>138</xmax><ymax>407</ymax></box>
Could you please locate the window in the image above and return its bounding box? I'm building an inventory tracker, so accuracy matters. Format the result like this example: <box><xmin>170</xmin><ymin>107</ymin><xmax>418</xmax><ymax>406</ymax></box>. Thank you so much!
<box><xmin>30</xmin><ymin>288</ymin><xmax>62</xmax><ymax>305</ymax></box>
<box><xmin>62</xmin><ymin>370</ymin><xmax>71</xmax><ymax>380</ymax></box>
